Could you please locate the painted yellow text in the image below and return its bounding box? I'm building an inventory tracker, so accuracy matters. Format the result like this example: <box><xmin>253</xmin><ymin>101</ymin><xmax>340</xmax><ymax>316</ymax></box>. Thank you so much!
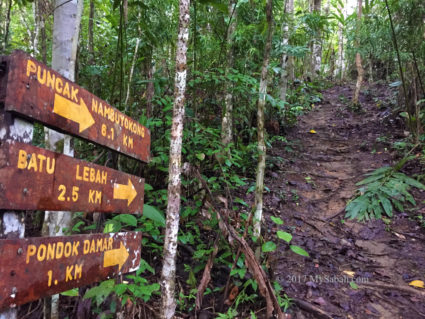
<box><xmin>88</xmin><ymin>189</ymin><xmax>102</xmax><ymax>204</ymax></box>
<box><xmin>26</xmin><ymin>60</ymin><xmax>79</xmax><ymax>103</ymax></box>
<box><xmin>17</xmin><ymin>149</ymin><xmax>55</xmax><ymax>174</ymax></box>
<box><xmin>26</xmin><ymin>241</ymin><xmax>80</xmax><ymax>264</ymax></box>
<box><xmin>91</xmin><ymin>98</ymin><xmax>145</xmax><ymax>139</ymax></box>
<box><xmin>65</xmin><ymin>264</ymin><xmax>83</xmax><ymax>282</ymax></box>
<box><xmin>75</xmin><ymin>165</ymin><xmax>107</xmax><ymax>185</ymax></box>
<box><xmin>83</xmin><ymin>238</ymin><xmax>113</xmax><ymax>255</ymax></box>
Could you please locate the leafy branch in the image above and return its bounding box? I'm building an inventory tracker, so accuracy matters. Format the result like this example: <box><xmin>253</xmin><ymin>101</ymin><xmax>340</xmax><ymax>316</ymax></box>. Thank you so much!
<box><xmin>346</xmin><ymin>150</ymin><xmax>425</xmax><ymax>221</ymax></box>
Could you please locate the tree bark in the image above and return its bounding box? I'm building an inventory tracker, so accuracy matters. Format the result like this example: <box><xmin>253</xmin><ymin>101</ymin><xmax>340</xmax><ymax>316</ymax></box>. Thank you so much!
<box><xmin>0</xmin><ymin>114</ymin><xmax>33</xmax><ymax>319</ymax></box>
<box><xmin>40</xmin><ymin>0</ymin><xmax>47</xmax><ymax>64</ymax></box>
<box><xmin>124</xmin><ymin>38</ymin><xmax>140</xmax><ymax>107</ymax></box>
<box><xmin>221</xmin><ymin>0</ymin><xmax>237</xmax><ymax>150</ymax></box>
<box><xmin>353</xmin><ymin>0</ymin><xmax>363</xmax><ymax>106</ymax></box>
<box><xmin>145</xmin><ymin>53</ymin><xmax>155</xmax><ymax>119</ymax></box>
<box><xmin>279</xmin><ymin>0</ymin><xmax>294</xmax><ymax>104</ymax></box>
<box><xmin>42</xmin><ymin>0</ymin><xmax>83</xmax><ymax>318</ymax></box>
<box><xmin>33</xmin><ymin>1</ymin><xmax>40</xmax><ymax>56</ymax></box>
<box><xmin>88</xmin><ymin>0</ymin><xmax>94</xmax><ymax>58</ymax></box>
<box><xmin>159</xmin><ymin>0</ymin><xmax>190</xmax><ymax>318</ymax></box>
<box><xmin>254</xmin><ymin>0</ymin><xmax>273</xmax><ymax>237</ymax></box>
<box><xmin>311</xmin><ymin>0</ymin><xmax>322</xmax><ymax>78</ymax></box>
<box><xmin>2</xmin><ymin>0</ymin><xmax>12</xmax><ymax>51</ymax></box>
<box><xmin>335</xmin><ymin>0</ymin><xmax>346</xmax><ymax>82</ymax></box>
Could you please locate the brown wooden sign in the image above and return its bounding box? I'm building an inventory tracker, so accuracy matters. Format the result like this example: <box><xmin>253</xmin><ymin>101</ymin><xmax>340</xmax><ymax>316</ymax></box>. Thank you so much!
<box><xmin>0</xmin><ymin>141</ymin><xmax>145</xmax><ymax>213</ymax></box>
<box><xmin>0</xmin><ymin>50</ymin><xmax>150</xmax><ymax>162</ymax></box>
<box><xmin>0</xmin><ymin>232</ymin><xmax>141</xmax><ymax>310</ymax></box>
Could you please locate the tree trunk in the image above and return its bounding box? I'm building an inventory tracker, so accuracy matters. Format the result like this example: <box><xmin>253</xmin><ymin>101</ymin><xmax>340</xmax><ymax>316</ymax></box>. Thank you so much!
<box><xmin>145</xmin><ymin>52</ymin><xmax>155</xmax><ymax>119</ymax></box>
<box><xmin>124</xmin><ymin>38</ymin><xmax>140</xmax><ymax>108</ymax></box>
<box><xmin>353</xmin><ymin>0</ymin><xmax>363</xmax><ymax>106</ymax></box>
<box><xmin>221</xmin><ymin>0</ymin><xmax>237</xmax><ymax>149</ymax></box>
<box><xmin>311</xmin><ymin>0</ymin><xmax>322</xmax><ymax>78</ymax></box>
<box><xmin>40</xmin><ymin>0</ymin><xmax>47</xmax><ymax>64</ymax></box>
<box><xmin>42</xmin><ymin>0</ymin><xmax>83</xmax><ymax>318</ymax></box>
<box><xmin>33</xmin><ymin>1</ymin><xmax>40</xmax><ymax>56</ymax></box>
<box><xmin>88</xmin><ymin>0</ymin><xmax>95</xmax><ymax>91</ymax></box>
<box><xmin>279</xmin><ymin>0</ymin><xmax>294</xmax><ymax>104</ymax></box>
<box><xmin>2</xmin><ymin>0</ymin><xmax>12</xmax><ymax>51</ymax></box>
<box><xmin>0</xmin><ymin>115</ymin><xmax>33</xmax><ymax>319</ymax></box>
<box><xmin>335</xmin><ymin>0</ymin><xmax>346</xmax><ymax>82</ymax></box>
<box><xmin>159</xmin><ymin>0</ymin><xmax>190</xmax><ymax>318</ymax></box>
<box><xmin>254</xmin><ymin>0</ymin><xmax>273</xmax><ymax>237</ymax></box>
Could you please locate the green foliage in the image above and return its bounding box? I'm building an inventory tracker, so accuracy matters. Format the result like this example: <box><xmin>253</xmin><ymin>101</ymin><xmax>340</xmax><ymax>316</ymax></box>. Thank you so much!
<box><xmin>346</xmin><ymin>166</ymin><xmax>425</xmax><ymax>221</ymax></box>
<box><xmin>271</xmin><ymin>216</ymin><xmax>310</xmax><ymax>258</ymax></box>
<box><xmin>61</xmin><ymin>288</ymin><xmax>79</xmax><ymax>297</ymax></box>
<box><xmin>277</xmin><ymin>230</ymin><xmax>292</xmax><ymax>243</ymax></box>
<box><xmin>84</xmin><ymin>258</ymin><xmax>159</xmax><ymax>310</ymax></box>
<box><xmin>289</xmin><ymin>245</ymin><xmax>310</xmax><ymax>257</ymax></box>
<box><xmin>142</xmin><ymin>204</ymin><xmax>166</xmax><ymax>226</ymax></box>
<box><xmin>262</xmin><ymin>241</ymin><xmax>276</xmax><ymax>252</ymax></box>
<box><xmin>84</xmin><ymin>279</ymin><xmax>115</xmax><ymax>307</ymax></box>
<box><xmin>273</xmin><ymin>281</ymin><xmax>292</xmax><ymax>312</ymax></box>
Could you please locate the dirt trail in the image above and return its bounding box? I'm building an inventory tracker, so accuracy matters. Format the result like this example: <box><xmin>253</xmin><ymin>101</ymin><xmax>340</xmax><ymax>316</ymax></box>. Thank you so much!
<box><xmin>265</xmin><ymin>85</ymin><xmax>425</xmax><ymax>319</ymax></box>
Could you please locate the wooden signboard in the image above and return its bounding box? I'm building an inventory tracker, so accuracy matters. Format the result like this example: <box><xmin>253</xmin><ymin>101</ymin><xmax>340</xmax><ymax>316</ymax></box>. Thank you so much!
<box><xmin>0</xmin><ymin>50</ymin><xmax>150</xmax><ymax>162</ymax></box>
<box><xmin>0</xmin><ymin>141</ymin><xmax>145</xmax><ymax>213</ymax></box>
<box><xmin>0</xmin><ymin>232</ymin><xmax>142</xmax><ymax>310</ymax></box>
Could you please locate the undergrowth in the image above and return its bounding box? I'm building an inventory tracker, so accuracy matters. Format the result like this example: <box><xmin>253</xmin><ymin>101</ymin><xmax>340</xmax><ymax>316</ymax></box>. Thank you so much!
<box><xmin>346</xmin><ymin>157</ymin><xmax>425</xmax><ymax>221</ymax></box>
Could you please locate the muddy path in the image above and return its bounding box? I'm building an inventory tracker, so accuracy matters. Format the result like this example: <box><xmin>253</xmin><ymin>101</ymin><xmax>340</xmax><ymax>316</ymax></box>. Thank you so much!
<box><xmin>264</xmin><ymin>85</ymin><xmax>425</xmax><ymax>318</ymax></box>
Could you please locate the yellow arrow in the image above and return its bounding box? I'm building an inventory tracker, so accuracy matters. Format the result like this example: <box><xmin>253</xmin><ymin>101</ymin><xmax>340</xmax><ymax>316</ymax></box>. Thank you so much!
<box><xmin>103</xmin><ymin>242</ymin><xmax>129</xmax><ymax>272</ymax></box>
<box><xmin>53</xmin><ymin>93</ymin><xmax>95</xmax><ymax>133</ymax></box>
<box><xmin>113</xmin><ymin>179</ymin><xmax>137</xmax><ymax>206</ymax></box>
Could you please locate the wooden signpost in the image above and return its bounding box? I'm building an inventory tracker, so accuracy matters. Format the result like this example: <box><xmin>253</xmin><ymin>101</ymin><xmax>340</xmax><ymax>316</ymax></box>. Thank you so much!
<box><xmin>1</xmin><ymin>50</ymin><xmax>150</xmax><ymax>162</ymax></box>
<box><xmin>0</xmin><ymin>51</ymin><xmax>149</xmax><ymax>312</ymax></box>
<box><xmin>0</xmin><ymin>141</ymin><xmax>145</xmax><ymax>213</ymax></box>
<box><xmin>0</xmin><ymin>232</ymin><xmax>142</xmax><ymax>309</ymax></box>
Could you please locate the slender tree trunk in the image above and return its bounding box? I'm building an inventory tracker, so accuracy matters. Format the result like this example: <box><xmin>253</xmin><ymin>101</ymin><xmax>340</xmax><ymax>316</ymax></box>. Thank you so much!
<box><xmin>33</xmin><ymin>1</ymin><xmax>40</xmax><ymax>56</ymax></box>
<box><xmin>311</xmin><ymin>0</ymin><xmax>322</xmax><ymax>78</ymax></box>
<box><xmin>146</xmin><ymin>57</ymin><xmax>155</xmax><ymax>118</ymax></box>
<box><xmin>145</xmin><ymin>51</ymin><xmax>155</xmax><ymax>118</ymax></box>
<box><xmin>2</xmin><ymin>0</ymin><xmax>12</xmax><ymax>51</ymax></box>
<box><xmin>335</xmin><ymin>0</ymin><xmax>346</xmax><ymax>81</ymax></box>
<box><xmin>88</xmin><ymin>0</ymin><xmax>95</xmax><ymax>91</ymax></box>
<box><xmin>124</xmin><ymin>38</ymin><xmax>140</xmax><ymax>107</ymax></box>
<box><xmin>88</xmin><ymin>0</ymin><xmax>94</xmax><ymax>58</ymax></box>
<box><xmin>40</xmin><ymin>0</ymin><xmax>47</xmax><ymax>64</ymax></box>
<box><xmin>160</xmin><ymin>0</ymin><xmax>190</xmax><ymax>318</ymax></box>
<box><xmin>221</xmin><ymin>0</ymin><xmax>237</xmax><ymax>149</ymax></box>
<box><xmin>368</xmin><ymin>56</ymin><xmax>373</xmax><ymax>83</ymax></box>
<box><xmin>279</xmin><ymin>0</ymin><xmax>294</xmax><ymax>104</ymax></box>
<box><xmin>353</xmin><ymin>0</ymin><xmax>363</xmax><ymax>106</ymax></box>
<box><xmin>412</xmin><ymin>51</ymin><xmax>424</xmax><ymax>97</ymax></box>
<box><xmin>42</xmin><ymin>0</ymin><xmax>83</xmax><ymax>318</ymax></box>
<box><xmin>254</xmin><ymin>0</ymin><xmax>273</xmax><ymax>237</ymax></box>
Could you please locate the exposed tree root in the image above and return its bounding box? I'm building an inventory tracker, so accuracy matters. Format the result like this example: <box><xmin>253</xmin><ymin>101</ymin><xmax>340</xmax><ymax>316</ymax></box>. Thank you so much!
<box><xmin>293</xmin><ymin>298</ymin><xmax>334</xmax><ymax>319</ymax></box>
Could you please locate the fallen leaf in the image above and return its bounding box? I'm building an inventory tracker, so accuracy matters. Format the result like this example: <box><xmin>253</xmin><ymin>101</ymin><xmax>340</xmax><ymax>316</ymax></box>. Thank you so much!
<box><xmin>393</xmin><ymin>232</ymin><xmax>406</xmax><ymax>240</ymax></box>
<box><xmin>228</xmin><ymin>285</ymin><xmax>239</xmax><ymax>301</ymax></box>
<box><xmin>409</xmin><ymin>280</ymin><xmax>425</xmax><ymax>288</ymax></box>
<box><xmin>309</xmin><ymin>129</ymin><xmax>317</xmax><ymax>134</ymax></box>
<box><xmin>343</xmin><ymin>270</ymin><xmax>355</xmax><ymax>277</ymax></box>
